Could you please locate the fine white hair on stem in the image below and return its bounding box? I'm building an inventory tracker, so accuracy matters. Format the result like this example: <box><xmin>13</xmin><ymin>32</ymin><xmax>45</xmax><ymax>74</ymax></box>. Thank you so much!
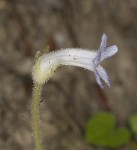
<box><xmin>32</xmin><ymin>34</ymin><xmax>118</xmax><ymax>88</ymax></box>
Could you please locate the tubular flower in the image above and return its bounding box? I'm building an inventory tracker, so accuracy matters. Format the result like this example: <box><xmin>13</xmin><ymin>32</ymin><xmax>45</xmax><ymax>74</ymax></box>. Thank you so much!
<box><xmin>32</xmin><ymin>34</ymin><xmax>118</xmax><ymax>88</ymax></box>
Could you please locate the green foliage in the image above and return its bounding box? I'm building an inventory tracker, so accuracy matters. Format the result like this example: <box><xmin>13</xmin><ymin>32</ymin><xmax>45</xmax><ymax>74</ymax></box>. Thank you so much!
<box><xmin>129</xmin><ymin>114</ymin><xmax>137</xmax><ymax>139</ymax></box>
<box><xmin>85</xmin><ymin>112</ymin><xmax>131</xmax><ymax>148</ymax></box>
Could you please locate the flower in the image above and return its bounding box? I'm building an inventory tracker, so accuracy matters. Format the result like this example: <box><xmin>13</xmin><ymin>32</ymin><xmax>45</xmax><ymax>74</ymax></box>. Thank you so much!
<box><xmin>32</xmin><ymin>34</ymin><xmax>118</xmax><ymax>88</ymax></box>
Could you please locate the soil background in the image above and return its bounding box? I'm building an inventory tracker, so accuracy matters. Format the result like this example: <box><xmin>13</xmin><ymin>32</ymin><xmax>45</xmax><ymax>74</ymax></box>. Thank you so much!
<box><xmin>0</xmin><ymin>0</ymin><xmax>137</xmax><ymax>150</ymax></box>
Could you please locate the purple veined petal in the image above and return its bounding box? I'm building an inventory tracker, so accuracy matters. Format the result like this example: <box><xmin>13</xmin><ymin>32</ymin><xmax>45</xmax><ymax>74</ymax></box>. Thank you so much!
<box><xmin>93</xmin><ymin>34</ymin><xmax>108</xmax><ymax>66</ymax></box>
<box><xmin>94</xmin><ymin>68</ymin><xmax>104</xmax><ymax>89</ymax></box>
<box><xmin>100</xmin><ymin>33</ymin><xmax>107</xmax><ymax>51</ymax></box>
<box><xmin>101</xmin><ymin>45</ymin><xmax>118</xmax><ymax>61</ymax></box>
<box><xmin>97</xmin><ymin>66</ymin><xmax>111</xmax><ymax>87</ymax></box>
<box><xmin>92</xmin><ymin>62</ymin><xmax>104</xmax><ymax>88</ymax></box>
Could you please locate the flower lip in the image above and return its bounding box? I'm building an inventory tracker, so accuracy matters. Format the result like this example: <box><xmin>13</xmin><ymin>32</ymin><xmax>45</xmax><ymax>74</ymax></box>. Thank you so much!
<box><xmin>92</xmin><ymin>34</ymin><xmax>118</xmax><ymax>88</ymax></box>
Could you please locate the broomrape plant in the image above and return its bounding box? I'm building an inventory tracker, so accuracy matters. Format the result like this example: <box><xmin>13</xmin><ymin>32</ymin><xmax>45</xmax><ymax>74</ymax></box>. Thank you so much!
<box><xmin>31</xmin><ymin>34</ymin><xmax>118</xmax><ymax>150</ymax></box>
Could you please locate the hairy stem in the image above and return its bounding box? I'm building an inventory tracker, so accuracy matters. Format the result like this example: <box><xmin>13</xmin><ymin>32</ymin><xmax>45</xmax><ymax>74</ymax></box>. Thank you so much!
<box><xmin>32</xmin><ymin>82</ymin><xmax>43</xmax><ymax>150</ymax></box>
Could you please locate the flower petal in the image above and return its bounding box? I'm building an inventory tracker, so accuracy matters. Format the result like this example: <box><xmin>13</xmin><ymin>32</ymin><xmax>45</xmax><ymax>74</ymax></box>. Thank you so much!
<box><xmin>101</xmin><ymin>45</ymin><xmax>118</xmax><ymax>61</ymax></box>
<box><xmin>97</xmin><ymin>66</ymin><xmax>111</xmax><ymax>87</ymax></box>
<box><xmin>93</xmin><ymin>33</ymin><xmax>108</xmax><ymax>66</ymax></box>
<box><xmin>100</xmin><ymin>33</ymin><xmax>107</xmax><ymax>51</ymax></box>
<box><xmin>94</xmin><ymin>67</ymin><xmax>104</xmax><ymax>88</ymax></box>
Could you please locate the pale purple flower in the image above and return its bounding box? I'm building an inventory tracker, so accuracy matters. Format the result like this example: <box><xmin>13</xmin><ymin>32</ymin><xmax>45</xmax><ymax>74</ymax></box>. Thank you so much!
<box><xmin>33</xmin><ymin>34</ymin><xmax>118</xmax><ymax>88</ymax></box>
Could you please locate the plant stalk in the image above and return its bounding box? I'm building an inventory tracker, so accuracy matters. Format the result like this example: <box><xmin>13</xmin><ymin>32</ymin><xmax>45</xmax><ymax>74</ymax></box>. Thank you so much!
<box><xmin>32</xmin><ymin>82</ymin><xmax>43</xmax><ymax>150</ymax></box>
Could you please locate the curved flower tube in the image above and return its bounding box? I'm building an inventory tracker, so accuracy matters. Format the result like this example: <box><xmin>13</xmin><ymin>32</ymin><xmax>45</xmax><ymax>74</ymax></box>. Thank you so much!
<box><xmin>32</xmin><ymin>34</ymin><xmax>118</xmax><ymax>88</ymax></box>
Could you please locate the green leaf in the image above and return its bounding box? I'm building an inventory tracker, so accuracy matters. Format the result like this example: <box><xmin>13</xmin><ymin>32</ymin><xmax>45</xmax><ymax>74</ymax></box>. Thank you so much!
<box><xmin>85</xmin><ymin>112</ymin><xmax>115</xmax><ymax>144</ymax></box>
<box><xmin>106</xmin><ymin>127</ymin><xmax>130</xmax><ymax>148</ymax></box>
<box><xmin>85</xmin><ymin>112</ymin><xmax>131</xmax><ymax>148</ymax></box>
<box><xmin>129</xmin><ymin>114</ymin><xmax>137</xmax><ymax>139</ymax></box>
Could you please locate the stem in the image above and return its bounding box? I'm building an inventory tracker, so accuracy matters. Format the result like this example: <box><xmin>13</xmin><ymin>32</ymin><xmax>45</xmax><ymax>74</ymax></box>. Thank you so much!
<box><xmin>32</xmin><ymin>82</ymin><xmax>43</xmax><ymax>150</ymax></box>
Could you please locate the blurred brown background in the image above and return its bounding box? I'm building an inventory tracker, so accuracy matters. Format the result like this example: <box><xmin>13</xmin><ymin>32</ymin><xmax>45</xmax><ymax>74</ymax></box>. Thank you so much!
<box><xmin>0</xmin><ymin>0</ymin><xmax>137</xmax><ymax>150</ymax></box>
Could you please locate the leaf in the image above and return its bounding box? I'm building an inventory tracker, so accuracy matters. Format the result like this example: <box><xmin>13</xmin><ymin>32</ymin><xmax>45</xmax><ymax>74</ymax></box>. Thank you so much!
<box><xmin>129</xmin><ymin>114</ymin><xmax>137</xmax><ymax>139</ymax></box>
<box><xmin>106</xmin><ymin>127</ymin><xmax>130</xmax><ymax>148</ymax></box>
<box><xmin>85</xmin><ymin>112</ymin><xmax>131</xmax><ymax>148</ymax></box>
<box><xmin>85</xmin><ymin>112</ymin><xmax>115</xmax><ymax>144</ymax></box>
